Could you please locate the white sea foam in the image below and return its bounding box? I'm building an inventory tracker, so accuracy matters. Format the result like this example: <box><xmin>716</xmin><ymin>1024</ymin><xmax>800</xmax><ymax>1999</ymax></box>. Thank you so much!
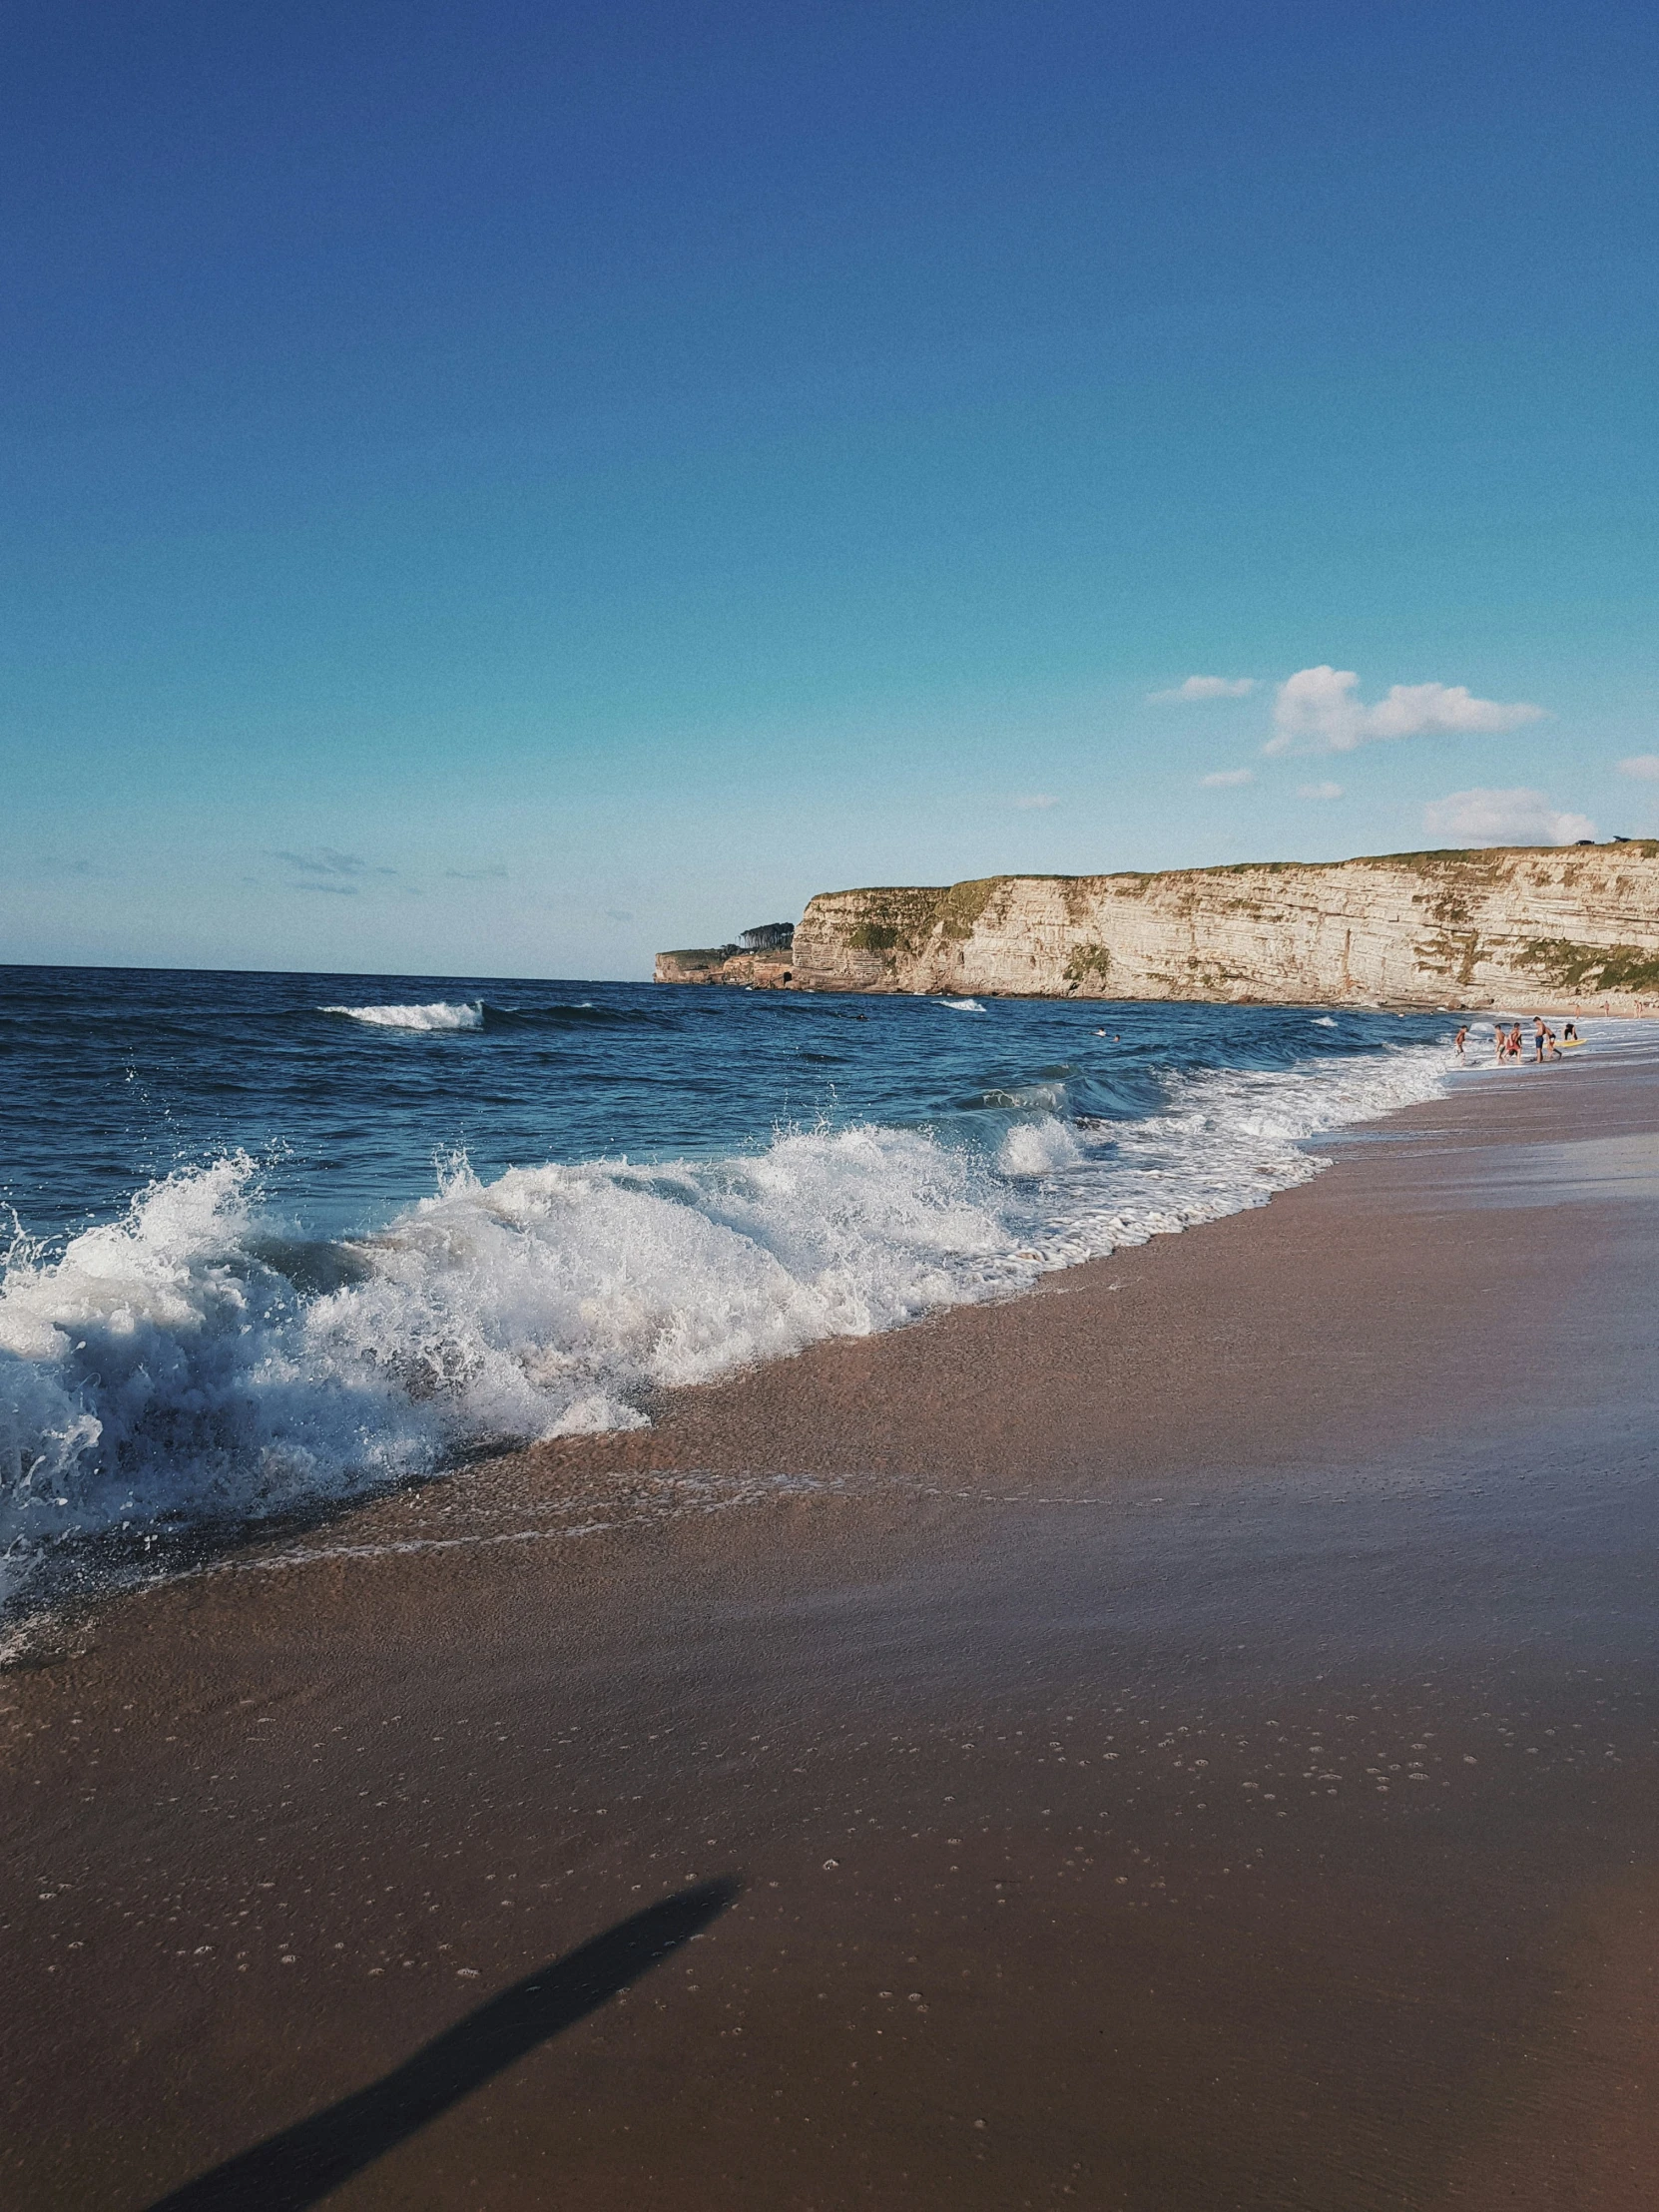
<box><xmin>998</xmin><ymin>1117</ymin><xmax>1084</xmax><ymax>1177</ymax></box>
<box><xmin>940</xmin><ymin>997</ymin><xmax>986</xmax><ymax>1012</ymax></box>
<box><xmin>0</xmin><ymin>1128</ymin><xmax>1018</xmax><ymax>1592</ymax></box>
<box><xmin>321</xmin><ymin>1001</ymin><xmax>483</xmax><ymax>1031</ymax></box>
<box><xmin>1004</xmin><ymin>1041</ymin><xmax>1452</xmax><ymax>1271</ymax></box>
<box><xmin>0</xmin><ymin>1039</ymin><xmax>1454</xmax><ymax>1601</ymax></box>
<box><xmin>0</xmin><ymin>1155</ymin><xmax>438</xmax><ymax>1583</ymax></box>
<box><xmin>1312</xmin><ymin>1015</ymin><xmax>1338</xmax><ymax>1026</ymax></box>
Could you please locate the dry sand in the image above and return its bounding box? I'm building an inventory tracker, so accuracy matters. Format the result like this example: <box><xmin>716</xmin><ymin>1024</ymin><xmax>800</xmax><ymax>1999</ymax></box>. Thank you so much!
<box><xmin>5</xmin><ymin>1048</ymin><xmax>1659</xmax><ymax>2210</ymax></box>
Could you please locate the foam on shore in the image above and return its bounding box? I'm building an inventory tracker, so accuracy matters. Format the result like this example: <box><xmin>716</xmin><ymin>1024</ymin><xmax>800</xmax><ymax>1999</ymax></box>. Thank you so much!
<box><xmin>1</xmin><ymin>1038</ymin><xmax>1455</xmax><ymax>1601</ymax></box>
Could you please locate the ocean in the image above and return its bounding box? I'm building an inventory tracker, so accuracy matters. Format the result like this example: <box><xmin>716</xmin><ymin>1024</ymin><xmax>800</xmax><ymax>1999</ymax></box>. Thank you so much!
<box><xmin>0</xmin><ymin>964</ymin><xmax>1463</xmax><ymax>1612</ymax></box>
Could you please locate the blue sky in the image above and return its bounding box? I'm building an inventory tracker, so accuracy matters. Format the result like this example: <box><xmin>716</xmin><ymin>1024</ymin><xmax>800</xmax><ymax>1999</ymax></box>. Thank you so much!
<box><xmin>4</xmin><ymin>0</ymin><xmax>1656</xmax><ymax>976</ymax></box>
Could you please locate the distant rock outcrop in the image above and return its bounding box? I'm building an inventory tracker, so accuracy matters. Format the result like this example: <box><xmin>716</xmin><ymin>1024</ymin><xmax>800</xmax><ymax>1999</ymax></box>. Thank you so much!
<box><xmin>654</xmin><ymin>920</ymin><xmax>795</xmax><ymax>988</ymax></box>
<box><xmin>714</xmin><ymin>845</ymin><xmax>1659</xmax><ymax>1010</ymax></box>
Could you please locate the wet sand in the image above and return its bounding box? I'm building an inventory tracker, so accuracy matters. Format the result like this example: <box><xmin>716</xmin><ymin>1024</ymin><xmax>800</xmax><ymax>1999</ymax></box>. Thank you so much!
<box><xmin>6</xmin><ymin>1049</ymin><xmax>1659</xmax><ymax>2210</ymax></box>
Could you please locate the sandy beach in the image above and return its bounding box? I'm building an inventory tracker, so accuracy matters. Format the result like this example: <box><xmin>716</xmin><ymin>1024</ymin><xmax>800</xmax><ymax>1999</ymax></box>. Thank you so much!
<box><xmin>6</xmin><ymin>1043</ymin><xmax>1659</xmax><ymax>2211</ymax></box>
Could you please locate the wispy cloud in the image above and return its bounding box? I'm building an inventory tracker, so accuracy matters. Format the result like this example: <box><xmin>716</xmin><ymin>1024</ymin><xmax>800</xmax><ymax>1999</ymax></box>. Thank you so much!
<box><xmin>1009</xmin><ymin>793</ymin><xmax>1060</xmax><ymax>810</ymax></box>
<box><xmin>1618</xmin><ymin>754</ymin><xmax>1659</xmax><ymax>781</ymax></box>
<box><xmin>1264</xmin><ymin>667</ymin><xmax>1544</xmax><ymax>757</ymax></box>
<box><xmin>1423</xmin><ymin>787</ymin><xmax>1594</xmax><ymax>847</ymax></box>
<box><xmin>1201</xmin><ymin>769</ymin><xmax>1254</xmax><ymax>788</ymax></box>
<box><xmin>269</xmin><ymin>846</ymin><xmax>400</xmax><ymax>894</ymax></box>
<box><xmin>444</xmin><ymin>863</ymin><xmax>509</xmax><ymax>880</ymax></box>
<box><xmin>1297</xmin><ymin>780</ymin><xmax>1344</xmax><ymax>801</ymax></box>
<box><xmin>1151</xmin><ymin>676</ymin><xmax>1256</xmax><ymax>704</ymax></box>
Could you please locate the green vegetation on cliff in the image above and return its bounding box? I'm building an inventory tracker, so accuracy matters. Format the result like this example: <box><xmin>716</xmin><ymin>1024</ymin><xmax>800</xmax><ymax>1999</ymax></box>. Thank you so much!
<box><xmin>1521</xmin><ymin>938</ymin><xmax>1659</xmax><ymax>994</ymax></box>
<box><xmin>1063</xmin><ymin>942</ymin><xmax>1113</xmax><ymax>982</ymax></box>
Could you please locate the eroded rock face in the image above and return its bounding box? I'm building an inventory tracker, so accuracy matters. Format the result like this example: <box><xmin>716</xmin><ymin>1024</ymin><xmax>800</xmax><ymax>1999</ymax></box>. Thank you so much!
<box><xmin>654</xmin><ymin>948</ymin><xmax>794</xmax><ymax>988</ymax></box>
<box><xmin>784</xmin><ymin>846</ymin><xmax>1659</xmax><ymax>1010</ymax></box>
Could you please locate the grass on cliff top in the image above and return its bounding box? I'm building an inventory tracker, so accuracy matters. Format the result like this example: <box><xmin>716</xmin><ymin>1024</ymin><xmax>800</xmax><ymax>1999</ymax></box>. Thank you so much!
<box><xmin>818</xmin><ymin>844</ymin><xmax>1658</xmax><ymax>906</ymax></box>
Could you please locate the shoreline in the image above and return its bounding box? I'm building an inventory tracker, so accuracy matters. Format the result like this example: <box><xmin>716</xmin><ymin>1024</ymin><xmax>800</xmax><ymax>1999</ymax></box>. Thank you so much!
<box><xmin>7</xmin><ymin>1046</ymin><xmax>1659</xmax><ymax>2208</ymax></box>
<box><xmin>1</xmin><ymin>1006</ymin><xmax>1464</xmax><ymax>1635</ymax></box>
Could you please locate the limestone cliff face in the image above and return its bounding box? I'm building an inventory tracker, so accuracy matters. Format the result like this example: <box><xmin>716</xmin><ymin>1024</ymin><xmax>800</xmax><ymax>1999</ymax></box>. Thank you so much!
<box><xmin>787</xmin><ymin>846</ymin><xmax>1659</xmax><ymax>1011</ymax></box>
<box><xmin>654</xmin><ymin>947</ymin><xmax>794</xmax><ymax>989</ymax></box>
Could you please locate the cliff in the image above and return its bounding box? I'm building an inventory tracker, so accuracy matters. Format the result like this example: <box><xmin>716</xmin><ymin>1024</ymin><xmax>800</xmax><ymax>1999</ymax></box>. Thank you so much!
<box><xmin>654</xmin><ymin>946</ymin><xmax>795</xmax><ymax>989</ymax></box>
<box><xmin>783</xmin><ymin>844</ymin><xmax>1659</xmax><ymax>1011</ymax></box>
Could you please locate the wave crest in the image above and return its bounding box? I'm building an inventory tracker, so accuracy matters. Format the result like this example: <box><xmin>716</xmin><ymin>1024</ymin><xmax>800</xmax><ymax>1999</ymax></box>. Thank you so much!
<box><xmin>321</xmin><ymin>1001</ymin><xmax>482</xmax><ymax>1031</ymax></box>
<box><xmin>0</xmin><ymin>1126</ymin><xmax>1022</xmax><ymax>1595</ymax></box>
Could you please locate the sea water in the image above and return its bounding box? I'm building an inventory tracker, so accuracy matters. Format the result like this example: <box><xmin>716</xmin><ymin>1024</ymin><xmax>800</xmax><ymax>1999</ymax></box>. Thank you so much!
<box><xmin>0</xmin><ymin>965</ymin><xmax>1464</xmax><ymax>1607</ymax></box>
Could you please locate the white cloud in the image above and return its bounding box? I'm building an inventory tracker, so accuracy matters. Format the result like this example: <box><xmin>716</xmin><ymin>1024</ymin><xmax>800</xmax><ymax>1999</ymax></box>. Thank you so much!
<box><xmin>1150</xmin><ymin>676</ymin><xmax>1256</xmax><ymax>704</ymax></box>
<box><xmin>1422</xmin><ymin>787</ymin><xmax>1596</xmax><ymax>848</ymax></box>
<box><xmin>1618</xmin><ymin>753</ymin><xmax>1659</xmax><ymax>781</ymax></box>
<box><xmin>1201</xmin><ymin>768</ymin><xmax>1255</xmax><ymax>788</ymax></box>
<box><xmin>1297</xmin><ymin>780</ymin><xmax>1344</xmax><ymax>800</ymax></box>
<box><xmin>1009</xmin><ymin>792</ymin><xmax>1059</xmax><ymax>810</ymax></box>
<box><xmin>1264</xmin><ymin>666</ymin><xmax>1545</xmax><ymax>756</ymax></box>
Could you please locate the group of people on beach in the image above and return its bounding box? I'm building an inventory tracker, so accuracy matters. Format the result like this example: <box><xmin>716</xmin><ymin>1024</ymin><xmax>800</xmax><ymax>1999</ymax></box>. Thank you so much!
<box><xmin>1452</xmin><ymin>1017</ymin><xmax>1578</xmax><ymax>1063</ymax></box>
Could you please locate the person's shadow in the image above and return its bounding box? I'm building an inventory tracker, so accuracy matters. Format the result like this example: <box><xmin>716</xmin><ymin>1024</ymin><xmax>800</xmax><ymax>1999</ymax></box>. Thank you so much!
<box><xmin>142</xmin><ymin>1878</ymin><xmax>740</xmax><ymax>2212</ymax></box>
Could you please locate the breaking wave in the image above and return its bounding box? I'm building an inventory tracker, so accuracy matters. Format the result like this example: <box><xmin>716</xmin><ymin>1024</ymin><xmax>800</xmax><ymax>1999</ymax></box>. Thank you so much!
<box><xmin>1</xmin><ymin>1038</ymin><xmax>1452</xmax><ymax>1607</ymax></box>
<box><xmin>321</xmin><ymin>1001</ymin><xmax>483</xmax><ymax>1031</ymax></box>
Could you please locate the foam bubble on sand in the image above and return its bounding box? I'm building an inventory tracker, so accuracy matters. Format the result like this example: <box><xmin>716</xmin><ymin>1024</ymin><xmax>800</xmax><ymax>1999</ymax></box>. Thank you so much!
<box><xmin>321</xmin><ymin>1001</ymin><xmax>483</xmax><ymax>1031</ymax></box>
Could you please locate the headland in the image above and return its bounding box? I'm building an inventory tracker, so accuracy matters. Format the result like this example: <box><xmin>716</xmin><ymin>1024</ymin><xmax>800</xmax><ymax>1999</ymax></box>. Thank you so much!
<box><xmin>659</xmin><ymin>841</ymin><xmax>1659</xmax><ymax>1011</ymax></box>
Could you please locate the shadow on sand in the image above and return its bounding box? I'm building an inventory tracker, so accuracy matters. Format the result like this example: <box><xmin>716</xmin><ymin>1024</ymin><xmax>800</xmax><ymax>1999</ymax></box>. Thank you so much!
<box><xmin>142</xmin><ymin>1878</ymin><xmax>740</xmax><ymax>2212</ymax></box>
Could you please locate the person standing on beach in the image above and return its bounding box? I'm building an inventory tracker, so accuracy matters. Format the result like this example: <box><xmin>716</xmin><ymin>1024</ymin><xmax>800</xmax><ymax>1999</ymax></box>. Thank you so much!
<box><xmin>1495</xmin><ymin>1022</ymin><xmax>1507</xmax><ymax>1060</ymax></box>
<box><xmin>1533</xmin><ymin>1017</ymin><xmax>1547</xmax><ymax>1062</ymax></box>
<box><xmin>1455</xmin><ymin>1025</ymin><xmax>1468</xmax><ymax>1057</ymax></box>
<box><xmin>1510</xmin><ymin>1023</ymin><xmax>1524</xmax><ymax>1059</ymax></box>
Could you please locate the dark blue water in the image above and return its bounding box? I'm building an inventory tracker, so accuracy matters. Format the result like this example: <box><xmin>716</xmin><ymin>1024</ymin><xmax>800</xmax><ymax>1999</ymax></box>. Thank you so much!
<box><xmin>0</xmin><ymin>964</ymin><xmax>1460</xmax><ymax>1610</ymax></box>
<box><xmin>0</xmin><ymin>965</ymin><xmax>1453</xmax><ymax>1244</ymax></box>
